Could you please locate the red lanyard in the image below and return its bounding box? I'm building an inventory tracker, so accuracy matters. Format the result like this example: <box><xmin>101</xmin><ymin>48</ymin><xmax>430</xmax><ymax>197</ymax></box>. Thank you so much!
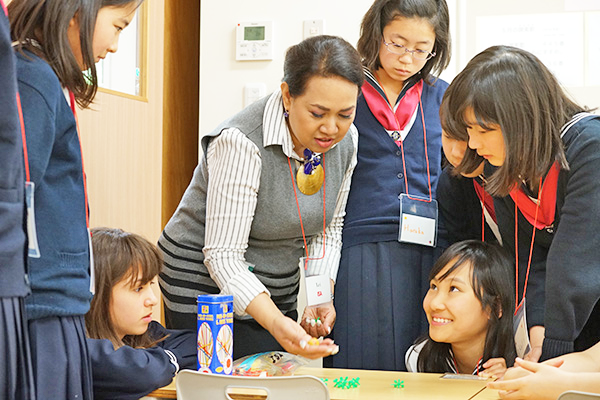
<box><xmin>473</xmin><ymin>179</ymin><xmax>496</xmax><ymax>242</ymax></box>
<box><xmin>380</xmin><ymin>83</ymin><xmax>433</xmax><ymax>203</ymax></box>
<box><xmin>287</xmin><ymin>156</ymin><xmax>326</xmax><ymax>269</ymax></box>
<box><xmin>514</xmin><ymin>177</ymin><xmax>543</xmax><ymax>314</ymax></box>
<box><xmin>452</xmin><ymin>355</ymin><xmax>483</xmax><ymax>375</ymax></box>
<box><xmin>17</xmin><ymin>89</ymin><xmax>90</xmax><ymax>229</ymax></box>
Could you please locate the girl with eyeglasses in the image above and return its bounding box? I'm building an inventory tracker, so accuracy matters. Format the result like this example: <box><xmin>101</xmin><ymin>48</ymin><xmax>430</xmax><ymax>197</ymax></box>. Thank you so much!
<box><xmin>327</xmin><ymin>0</ymin><xmax>451</xmax><ymax>371</ymax></box>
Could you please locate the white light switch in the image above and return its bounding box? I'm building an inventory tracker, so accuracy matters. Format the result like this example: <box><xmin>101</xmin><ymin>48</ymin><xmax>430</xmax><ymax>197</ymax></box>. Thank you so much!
<box><xmin>244</xmin><ymin>83</ymin><xmax>267</xmax><ymax>108</ymax></box>
<box><xmin>303</xmin><ymin>20</ymin><xmax>324</xmax><ymax>39</ymax></box>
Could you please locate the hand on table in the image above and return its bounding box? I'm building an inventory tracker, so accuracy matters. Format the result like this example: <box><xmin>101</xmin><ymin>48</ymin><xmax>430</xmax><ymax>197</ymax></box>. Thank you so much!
<box><xmin>479</xmin><ymin>357</ymin><xmax>507</xmax><ymax>379</ymax></box>
<box><xmin>300</xmin><ymin>301</ymin><xmax>336</xmax><ymax>338</ymax></box>
<box><xmin>487</xmin><ymin>357</ymin><xmax>570</xmax><ymax>400</ymax></box>
<box><xmin>270</xmin><ymin>313</ymin><xmax>339</xmax><ymax>359</ymax></box>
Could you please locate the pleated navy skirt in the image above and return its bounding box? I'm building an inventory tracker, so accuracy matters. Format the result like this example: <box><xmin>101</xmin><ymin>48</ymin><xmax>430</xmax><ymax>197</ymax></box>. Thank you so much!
<box><xmin>28</xmin><ymin>315</ymin><xmax>93</xmax><ymax>399</ymax></box>
<box><xmin>0</xmin><ymin>297</ymin><xmax>35</xmax><ymax>400</ymax></box>
<box><xmin>327</xmin><ymin>240</ymin><xmax>440</xmax><ymax>371</ymax></box>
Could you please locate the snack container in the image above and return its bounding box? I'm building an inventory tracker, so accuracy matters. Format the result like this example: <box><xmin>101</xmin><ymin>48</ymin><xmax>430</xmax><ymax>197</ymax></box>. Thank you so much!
<box><xmin>197</xmin><ymin>294</ymin><xmax>234</xmax><ymax>374</ymax></box>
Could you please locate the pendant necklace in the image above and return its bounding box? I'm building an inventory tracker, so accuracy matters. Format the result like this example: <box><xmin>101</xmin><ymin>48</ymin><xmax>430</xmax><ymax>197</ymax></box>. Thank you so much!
<box><xmin>296</xmin><ymin>148</ymin><xmax>324</xmax><ymax>196</ymax></box>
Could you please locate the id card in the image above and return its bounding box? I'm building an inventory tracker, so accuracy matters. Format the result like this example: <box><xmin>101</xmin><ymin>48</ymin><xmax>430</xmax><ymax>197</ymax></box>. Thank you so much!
<box><xmin>513</xmin><ymin>299</ymin><xmax>531</xmax><ymax>358</ymax></box>
<box><xmin>25</xmin><ymin>181</ymin><xmax>41</xmax><ymax>258</ymax></box>
<box><xmin>304</xmin><ymin>275</ymin><xmax>331</xmax><ymax>307</ymax></box>
<box><xmin>398</xmin><ymin>194</ymin><xmax>438</xmax><ymax>247</ymax></box>
<box><xmin>88</xmin><ymin>228</ymin><xmax>95</xmax><ymax>294</ymax></box>
<box><xmin>440</xmin><ymin>373</ymin><xmax>488</xmax><ymax>381</ymax></box>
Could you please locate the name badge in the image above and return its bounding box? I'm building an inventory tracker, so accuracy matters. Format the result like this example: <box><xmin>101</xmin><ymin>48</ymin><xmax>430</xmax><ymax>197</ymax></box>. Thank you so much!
<box><xmin>25</xmin><ymin>181</ymin><xmax>41</xmax><ymax>258</ymax></box>
<box><xmin>398</xmin><ymin>194</ymin><xmax>438</xmax><ymax>247</ymax></box>
<box><xmin>88</xmin><ymin>228</ymin><xmax>95</xmax><ymax>294</ymax></box>
<box><xmin>513</xmin><ymin>298</ymin><xmax>532</xmax><ymax>358</ymax></box>
<box><xmin>304</xmin><ymin>273</ymin><xmax>332</xmax><ymax>307</ymax></box>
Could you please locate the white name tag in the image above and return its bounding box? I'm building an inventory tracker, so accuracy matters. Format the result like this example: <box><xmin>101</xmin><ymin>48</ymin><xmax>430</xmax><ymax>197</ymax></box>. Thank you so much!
<box><xmin>400</xmin><ymin>213</ymin><xmax>436</xmax><ymax>247</ymax></box>
<box><xmin>25</xmin><ymin>181</ymin><xmax>41</xmax><ymax>258</ymax></box>
<box><xmin>398</xmin><ymin>194</ymin><xmax>438</xmax><ymax>247</ymax></box>
<box><xmin>305</xmin><ymin>274</ymin><xmax>332</xmax><ymax>307</ymax></box>
<box><xmin>513</xmin><ymin>299</ymin><xmax>532</xmax><ymax>358</ymax></box>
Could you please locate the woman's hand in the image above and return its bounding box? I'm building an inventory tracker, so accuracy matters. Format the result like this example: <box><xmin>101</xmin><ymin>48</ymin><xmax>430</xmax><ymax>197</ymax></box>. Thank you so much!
<box><xmin>479</xmin><ymin>357</ymin><xmax>508</xmax><ymax>379</ymax></box>
<box><xmin>270</xmin><ymin>314</ymin><xmax>339</xmax><ymax>359</ymax></box>
<box><xmin>246</xmin><ymin>292</ymin><xmax>339</xmax><ymax>359</ymax></box>
<box><xmin>300</xmin><ymin>301</ymin><xmax>336</xmax><ymax>338</ymax></box>
<box><xmin>487</xmin><ymin>358</ymin><xmax>570</xmax><ymax>400</ymax></box>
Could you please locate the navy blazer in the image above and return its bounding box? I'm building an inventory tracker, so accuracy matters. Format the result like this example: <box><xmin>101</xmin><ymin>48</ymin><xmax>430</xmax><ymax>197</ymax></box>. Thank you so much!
<box><xmin>0</xmin><ymin>5</ymin><xmax>28</xmax><ymax>298</ymax></box>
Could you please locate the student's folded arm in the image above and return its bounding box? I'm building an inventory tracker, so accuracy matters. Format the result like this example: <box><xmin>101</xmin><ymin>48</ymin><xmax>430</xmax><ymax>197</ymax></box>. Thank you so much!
<box><xmin>151</xmin><ymin>322</ymin><xmax>197</xmax><ymax>370</ymax></box>
<box><xmin>87</xmin><ymin>338</ymin><xmax>178</xmax><ymax>400</ymax></box>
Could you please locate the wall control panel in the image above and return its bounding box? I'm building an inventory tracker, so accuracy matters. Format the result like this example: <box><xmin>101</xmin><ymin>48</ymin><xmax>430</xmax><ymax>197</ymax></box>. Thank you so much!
<box><xmin>236</xmin><ymin>21</ymin><xmax>273</xmax><ymax>61</ymax></box>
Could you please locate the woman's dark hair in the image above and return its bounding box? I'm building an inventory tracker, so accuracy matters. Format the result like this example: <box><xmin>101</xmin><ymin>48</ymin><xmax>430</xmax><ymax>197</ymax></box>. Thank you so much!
<box><xmin>357</xmin><ymin>0</ymin><xmax>451</xmax><ymax>85</ymax></box>
<box><xmin>86</xmin><ymin>227</ymin><xmax>164</xmax><ymax>349</ymax></box>
<box><xmin>417</xmin><ymin>240</ymin><xmax>516</xmax><ymax>373</ymax></box>
<box><xmin>440</xmin><ymin>45</ymin><xmax>585</xmax><ymax>196</ymax></box>
<box><xmin>283</xmin><ymin>35</ymin><xmax>364</xmax><ymax>97</ymax></box>
<box><xmin>9</xmin><ymin>0</ymin><xmax>143</xmax><ymax>108</ymax></box>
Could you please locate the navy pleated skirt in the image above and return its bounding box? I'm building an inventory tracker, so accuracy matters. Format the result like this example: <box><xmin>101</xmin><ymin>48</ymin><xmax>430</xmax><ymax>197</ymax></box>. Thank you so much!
<box><xmin>327</xmin><ymin>240</ymin><xmax>439</xmax><ymax>371</ymax></box>
<box><xmin>0</xmin><ymin>297</ymin><xmax>35</xmax><ymax>400</ymax></box>
<box><xmin>28</xmin><ymin>315</ymin><xmax>93</xmax><ymax>399</ymax></box>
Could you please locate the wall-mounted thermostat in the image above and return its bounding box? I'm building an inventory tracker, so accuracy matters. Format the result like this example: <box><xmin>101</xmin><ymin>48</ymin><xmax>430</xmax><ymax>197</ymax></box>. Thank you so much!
<box><xmin>236</xmin><ymin>21</ymin><xmax>273</xmax><ymax>61</ymax></box>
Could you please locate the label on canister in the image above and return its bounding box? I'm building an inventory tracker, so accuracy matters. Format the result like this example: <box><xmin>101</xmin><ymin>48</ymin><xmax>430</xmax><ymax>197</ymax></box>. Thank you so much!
<box><xmin>197</xmin><ymin>294</ymin><xmax>234</xmax><ymax>374</ymax></box>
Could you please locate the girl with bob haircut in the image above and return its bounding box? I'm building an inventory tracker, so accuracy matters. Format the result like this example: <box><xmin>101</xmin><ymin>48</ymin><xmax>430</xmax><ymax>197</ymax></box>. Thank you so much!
<box><xmin>9</xmin><ymin>0</ymin><xmax>143</xmax><ymax>398</ymax></box>
<box><xmin>330</xmin><ymin>0</ymin><xmax>451</xmax><ymax>371</ymax></box>
<box><xmin>440</xmin><ymin>45</ymin><xmax>600</xmax><ymax>362</ymax></box>
<box><xmin>159</xmin><ymin>35</ymin><xmax>363</xmax><ymax>360</ymax></box>
<box><xmin>86</xmin><ymin>227</ymin><xmax>195</xmax><ymax>400</ymax></box>
<box><xmin>406</xmin><ymin>240</ymin><xmax>516</xmax><ymax>377</ymax></box>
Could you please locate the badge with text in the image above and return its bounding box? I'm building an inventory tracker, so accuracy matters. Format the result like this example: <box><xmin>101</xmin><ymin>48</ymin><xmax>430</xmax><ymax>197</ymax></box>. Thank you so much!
<box><xmin>304</xmin><ymin>274</ymin><xmax>332</xmax><ymax>307</ymax></box>
<box><xmin>25</xmin><ymin>181</ymin><xmax>41</xmax><ymax>258</ymax></box>
<box><xmin>398</xmin><ymin>194</ymin><xmax>438</xmax><ymax>247</ymax></box>
<box><xmin>513</xmin><ymin>299</ymin><xmax>532</xmax><ymax>358</ymax></box>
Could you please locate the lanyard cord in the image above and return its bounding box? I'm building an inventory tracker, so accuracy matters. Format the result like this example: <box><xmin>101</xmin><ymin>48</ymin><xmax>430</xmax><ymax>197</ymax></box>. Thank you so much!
<box><xmin>399</xmin><ymin>94</ymin><xmax>433</xmax><ymax>202</ymax></box>
<box><xmin>287</xmin><ymin>155</ymin><xmax>326</xmax><ymax>269</ymax></box>
<box><xmin>379</xmin><ymin>83</ymin><xmax>433</xmax><ymax>203</ymax></box>
<box><xmin>481</xmin><ymin>206</ymin><xmax>485</xmax><ymax>242</ymax></box>
<box><xmin>514</xmin><ymin>177</ymin><xmax>543</xmax><ymax>314</ymax></box>
<box><xmin>16</xmin><ymin>93</ymin><xmax>31</xmax><ymax>182</ymax></box>
<box><xmin>451</xmin><ymin>354</ymin><xmax>483</xmax><ymax>375</ymax></box>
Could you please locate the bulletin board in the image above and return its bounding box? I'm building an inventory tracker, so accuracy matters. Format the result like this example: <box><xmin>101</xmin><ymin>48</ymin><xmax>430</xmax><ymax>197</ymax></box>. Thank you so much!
<box><xmin>458</xmin><ymin>0</ymin><xmax>599</xmax><ymax>110</ymax></box>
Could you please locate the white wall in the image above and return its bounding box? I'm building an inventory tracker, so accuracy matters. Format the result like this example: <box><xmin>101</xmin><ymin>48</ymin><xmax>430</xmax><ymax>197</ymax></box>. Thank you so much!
<box><xmin>199</xmin><ymin>0</ymin><xmax>598</xmax><ymax>142</ymax></box>
<box><xmin>199</xmin><ymin>0</ymin><xmax>371</xmax><ymax>136</ymax></box>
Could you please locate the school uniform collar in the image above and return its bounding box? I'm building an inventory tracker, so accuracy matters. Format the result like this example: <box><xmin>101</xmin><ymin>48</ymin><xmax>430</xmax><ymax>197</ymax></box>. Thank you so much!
<box><xmin>363</xmin><ymin>66</ymin><xmax>421</xmax><ymax>107</ymax></box>
<box><xmin>262</xmin><ymin>89</ymin><xmax>338</xmax><ymax>161</ymax></box>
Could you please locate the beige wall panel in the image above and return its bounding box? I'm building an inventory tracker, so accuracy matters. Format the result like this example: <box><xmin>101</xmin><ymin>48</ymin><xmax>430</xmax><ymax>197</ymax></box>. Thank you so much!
<box><xmin>79</xmin><ymin>0</ymin><xmax>165</xmax><ymax>244</ymax></box>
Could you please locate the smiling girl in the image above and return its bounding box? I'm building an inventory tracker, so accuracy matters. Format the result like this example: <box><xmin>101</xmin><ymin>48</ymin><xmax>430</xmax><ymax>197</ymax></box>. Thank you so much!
<box><xmin>406</xmin><ymin>240</ymin><xmax>516</xmax><ymax>377</ymax></box>
<box><xmin>9</xmin><ymin>0</ymin><xmax>142</xmax><ymax>398</ymax></box>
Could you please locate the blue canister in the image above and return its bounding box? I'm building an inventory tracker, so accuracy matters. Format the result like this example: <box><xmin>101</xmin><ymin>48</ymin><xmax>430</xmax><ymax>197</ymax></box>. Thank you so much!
<box><xmin>197</xmin><ymin>294</ymin><xmax>234</xmax><ymax>374</ymax></box>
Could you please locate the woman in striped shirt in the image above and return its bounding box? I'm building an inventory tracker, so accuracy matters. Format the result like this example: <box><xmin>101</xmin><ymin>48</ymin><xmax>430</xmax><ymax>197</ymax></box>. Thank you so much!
<box><xmin>158</xmin><ymin>35</ymin><xmax>364</xmax><ymax>360</ymax></box>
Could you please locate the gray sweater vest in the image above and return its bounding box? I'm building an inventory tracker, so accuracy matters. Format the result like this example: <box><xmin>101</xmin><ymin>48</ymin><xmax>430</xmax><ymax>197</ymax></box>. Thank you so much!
<box><xmin>159</xmin><ymin>96</ymin><xmax>355</xmax><ymax>316</ymax></box>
